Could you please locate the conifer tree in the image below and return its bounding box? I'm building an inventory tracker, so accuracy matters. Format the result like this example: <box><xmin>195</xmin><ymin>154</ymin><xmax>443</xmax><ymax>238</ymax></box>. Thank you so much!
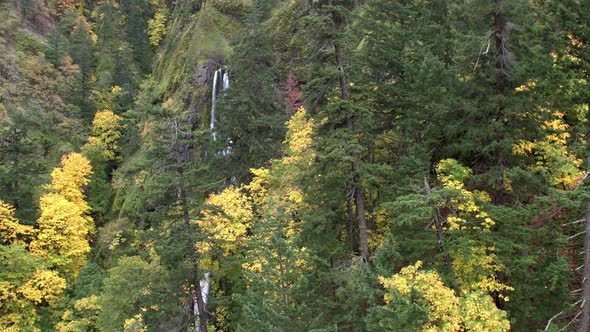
<box><xmin>216</xmin><ymin>0</ymin><xmax>288</xmax><ymax>181</ymax></box>
<box><xmin>68</xmin><ymin>15</ymin><xmax>95</xmax><ymax>119</ymax></box>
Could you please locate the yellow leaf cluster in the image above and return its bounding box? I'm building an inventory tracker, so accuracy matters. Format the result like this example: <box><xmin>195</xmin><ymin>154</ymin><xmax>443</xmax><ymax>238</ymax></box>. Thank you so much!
<box><xmin>511</xmin><ymin>108</ymin><xmax>583</xmax><ymax>188</ymax></box>
<box><xmin>123</xmin><ymin>314</ymin><xmax>146</xmax><ymax>332</ymax></box>
<box><xmin>50</xmin><ymin>153</ymin><xmax>93</xmax><ymax>215</ymax></box>
<box><xmin>0</xmin><ymin>199</ymin><xmax>34</xmax><ymax>245</ymax></box>
<box><xmin>197</xmin><ymin>186</ymin><xmax>253</xmax><ymax>270</ymax></box>
<box><xmin>18</xmin><ymin>269</ymin><xmax>66</xmax><ymax>305</ymax></box>
<box><xmin>436</xmin><ymin>159</ymin><xmax>494</xmax><ymax>231</ymax></box>
<box><xmin>89</xmin><ymin>110</ymin><xmax>124</xmax><ymax>161</ymax></box>
<box><xmin>0</xmin><ymin>154</ymin><xmax>92</xmax><ymax>329</ymax></box>
<box><xmin>283</xmin><ymin>108</ymin><xmax>315</xmax><ymax>165</ymax></box>
<box><xmin>30</xmin><ymin>153</ymin><xmax>94</xmax><ymax>277</ymax></box>
<box><xmin>380</xmin><ymin>262</ymin><xmax>510</xmax><ymax>332</ymax></box>
<box><xmin>57</xmin><ymin>295</ymin><xmax>101</xmax><ymax>332</ymax></box>
<box><xmin>148</xmin><ymin>8</ymin><xmax>169</xmax><ymax>46</ymax></box>
<box><xmin>0</xmin><ymin>280</ymin><xmax>39</xmax><ymax>332</ymax></box>
<box><xmin>460</xmin><ymin>291</ymin><xmax>511</xmax><ymax>332</ymax></box>
<box><xmin>0</xmin><ymin>248</ymin><xmax>67</xmax><ymax>331</ymax></box>
<box><xmin>30</xmin><ymin>193</ymin><xmax>92</xmax><ymax>276</ymax></box>
<box><xmin>435</xmin><ymin>159</ymin><xmax>512</xmax><ymax>302</ymax></box>
<box><xmin>237</xmin><ymin>109</ymin><xmax>315</xmax><ymax>297</ymax></box>
<box><xmin>451</xmin><ymin>244</ymin><xmax>513</xmax><ymax>296</ymax></box>
<box><xmin>380</xmin><ymin>261</ymin><xmax>462</xmax><ymax>332</ymax></box>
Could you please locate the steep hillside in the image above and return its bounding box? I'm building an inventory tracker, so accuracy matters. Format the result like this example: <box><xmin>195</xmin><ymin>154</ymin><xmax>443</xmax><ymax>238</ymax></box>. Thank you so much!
<box><xmin>0</xmin><ymin>0</ymin><xmax>85</xmax><ymax>223</ymax></box>
<box><xmin>1</xmin><ymin>0</ymin><xmax>590</xmax><ymax>331</ymax></box>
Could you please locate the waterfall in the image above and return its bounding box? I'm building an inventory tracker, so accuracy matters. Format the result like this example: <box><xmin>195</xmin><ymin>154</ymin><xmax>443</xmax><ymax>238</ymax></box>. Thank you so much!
<box><xmin>211</xmin><ymin>68</ymin><xmax>230</xmax><ymax>142</ymax></box>
<box><xmin>201</xmin><ymin>272</ymin><xmax>211</xmax><ymax>305</ymax></box>
<box><xmin>196</xmin><ymin>67</ymin><xmax>230</xmax><ymax>330</ymax></box>
<box><xmin>194</xmin><ymin>272</ymin><xmax>211</xmax><ymax>332</ymax></box>
<box><xmin>222</xmin><ymin>71</ymin><xmax>230</xmax><ymax>93</ymax></box>
<box><xmin>210</xmin><ymin>69</ymin><xmax>221</xmax><ymax>141</ymax></box>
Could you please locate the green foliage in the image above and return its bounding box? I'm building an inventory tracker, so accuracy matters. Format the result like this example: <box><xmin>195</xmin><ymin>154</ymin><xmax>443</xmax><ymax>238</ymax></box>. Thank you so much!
<box><xmin>374</xmin><ymin>261</ymin><xmax>510</xmax><ymax>331</ymax></box>
<box><xmin>210</xmin><ymin>0</ymin><xmax>252</xmax><ymax>20</ymax></box>
<box><xmin>147</xmin><ymin>0</ymin><xmax>169</xmax><ymax>46</ymax></box>
<box><xmin>14</xmin><ymin>31</ymin><xmax>47</xmax><ymax>55</ymax></box>
<box><xmin>97</xmin><ymin>256</ymin><xmax>160</xmax><ymax>331</ymax></box>
<box><xmin>1</xmin><ymin>0</ymin><xmax>589</xmax><ymax>330</ymax></box>
<box><xmin>0</xmin><ymin>244</ymin><xmax>67</xmax><ymax>331</ymax></box>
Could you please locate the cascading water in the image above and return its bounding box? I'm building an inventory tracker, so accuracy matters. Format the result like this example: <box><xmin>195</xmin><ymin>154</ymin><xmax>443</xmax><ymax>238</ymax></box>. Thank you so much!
<box><xmin>210</xmin><ymin>68</ymin><xmax>230</xmax><ymax>143</ymax></box>
<box><xmin>195</xmin><ymin>67</ymin><xmax>231</xmax><ymax>331</ymax></box>
<box><xmin>210</xmin><ymin>69</ymin><xmax>221</xmax><ymax>141</ymax></box>
<box><xmin>194</xmin><ymin>272</ymin><xmax>211</xmax><ymax>332</ymax></box>
<box><xmin>222</xmin><ymin>71</ymin><xmax>229</xmax><ymax>93</ymax></box>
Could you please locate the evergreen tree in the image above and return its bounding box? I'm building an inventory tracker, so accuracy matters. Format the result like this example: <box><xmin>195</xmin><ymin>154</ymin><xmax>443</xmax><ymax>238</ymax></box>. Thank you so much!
<box><xmin>216</xmin><ymin>0</ymin><xmax>288</xmax><ymax>181</ymax></box>
<box><xmin>67</xmin><ymin>15</ymin><xmax>95</xmax><ymax>119</ymax></box>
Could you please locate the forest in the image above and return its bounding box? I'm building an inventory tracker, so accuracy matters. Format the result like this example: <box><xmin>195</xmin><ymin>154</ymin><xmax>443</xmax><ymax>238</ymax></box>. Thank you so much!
<box><xmin>0</xmin><ymin>0</ymin><xmax>589</xmax><ymax>331</ymax></box>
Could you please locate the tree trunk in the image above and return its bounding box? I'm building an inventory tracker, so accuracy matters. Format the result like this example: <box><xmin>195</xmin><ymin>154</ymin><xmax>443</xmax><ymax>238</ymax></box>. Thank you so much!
<box><xmin>579</xmin><ymin>200</ymin><xmax>590</xmax><ymax>332</ymax></box>
<box><xmin>333</xmin><ymin>14</ymin><xmax>370</xmax><ymax>262</ymax></box>
<box><xmin>492</xmin><ymin>2</ymin><xmax>507</xmax><ymax>200</ymax></box>
<box><xmin>178</xmin><ymin>171</ymin><xmax>208</xmax><ymax>332</ymax></box>
<box><xmin>578</xmin><ymin>99</ymin><xmax>590</xmax><ymax>332</ymax></box>
<box><xmin>494</xmin><ymin>9</ymin><xmax>505</xmax><ymax>96</ymax></box>
<box><xmin>193</xmin><ymin>275</ymin><xmax>208</xmax><ymax>332</ymax></box>
<box><xmin>11</xmin><ymin>129</ymin><xmax>20</xmax><ymax>210</ymax></box>
<box><xmin>347</xmin><ymin>188</ymin><xmax>356</xmax><ymax>256</ymax></box>
<box><xmin>424</xmin><ymin>178</ymin><xmax>444</xmax><ymax>252</ymax></box>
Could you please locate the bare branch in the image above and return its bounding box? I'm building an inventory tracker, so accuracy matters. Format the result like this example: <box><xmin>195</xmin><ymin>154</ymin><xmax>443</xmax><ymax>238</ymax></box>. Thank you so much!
<box><xmin>546</xmin><ymin>310</ymin><xmax>565</xmax><ymax>330</ymax></box>
<box><xmin>568</xmin><ymin>231</ymin><xmax>586</xmax><ymax>241</ymax></box>
<box><xmin>545</xmin><ymin>300</ymin><xmax>583</xmax><ymax>330</ymax></box>
<box><xmin>560</xmin><ymin>311</ymin><xmax>581</xmax><ymax>331</ymax></box>
<box><xmin>562</xmin><ymin>219</ymin><xmax>585</xmax><ymax>227</ymax></box>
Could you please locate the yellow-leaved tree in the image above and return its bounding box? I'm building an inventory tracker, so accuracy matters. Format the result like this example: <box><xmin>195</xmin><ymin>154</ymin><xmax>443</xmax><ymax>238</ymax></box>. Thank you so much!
<box><xmin>0</xmin><ymin>200</ymin><xmax>67</xmax><ymax>331</ymax></box>
<box><xmin>436</xmin><ymin>159</ymin><xmax>513</xmax><ymax>297</ymax></box>
<box><xmin>48</xmin><ymin>152</ymin><xmax>93</xmax><ymax>216</ymax></box>
<box><xmin>378</xmin><ymin>261</ymin><xmax>510</xmax><ymax>332</ymax></box>
<box><xmin>30</xmin><ymin>152</ymin><xmax>93</xmax><ymax>277</ymax></box>
<box><xmin>237</xmin><ymin>108</ymin><xmax>316</xmax><ymax>330</ymax></box>
<box><xmin>83</xmin><ymin>109</ymin><xmax>124</xmax><ymax>162</ymax></box>
<box><xmin>0</xmin><ymin>199</ymin><xmax>34</xmax><ymax>245</ymax></box>
<box><xmin>197</xmin><ymin>186</ymin><xmax>254</xmax><ymax>271</ymax></box>
<box><xmin>371</xmin><ymin>159</ymin><xmax>514</xmax><ymax>330</ymax></box>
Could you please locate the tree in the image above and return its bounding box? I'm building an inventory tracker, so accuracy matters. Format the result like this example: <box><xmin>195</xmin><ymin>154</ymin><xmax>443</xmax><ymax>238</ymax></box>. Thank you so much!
<box><xmin>0</xmin><ymin>199</ymin><xmax>34</xmax><ymax>245</ymax></box>
<box><xmin>0</xmin><ymin>201</ymin><xmax>67</xmax><ymax>331</ymax></box>
<box><xmin>0</xmin><ymin>245</ymin><xmax>67</xmax><ymax>331</ymax></box>
<box><xmin>68</xmin><ymin>15</ymin><xmax>95</xmax><ymax>119</ymax></box>
<box><xmin>237</xmin><ymin>109</ymin><xmax>318</xmax><ymax>330</ymax></box>
<box><xmin>97</xmin><ymin>256</ymin><xmax>161</xmax><ymax>331</ymax></box>
<box><xmin>82</xmin><ymin>109</ymin><xmax>124</xmax><ymax>224</ymax></box>
<box><xmin>372</xmin><ymin>261</ymin><xmax>510</xmax><ymax>331</ymax></box>
<box><xmin>86</xmin><ymin>109</ymin><xmax>124</xmax><ymax>162</ymax></box>
<box><xmin>147</xmin><ymin>0</ymin><xmax>169</xmax><ymax>46</ymax></box>
<box><xmin>29</xmin><ymin>153</ymin><xmax>93</xmax><ymax>277</ymax></box>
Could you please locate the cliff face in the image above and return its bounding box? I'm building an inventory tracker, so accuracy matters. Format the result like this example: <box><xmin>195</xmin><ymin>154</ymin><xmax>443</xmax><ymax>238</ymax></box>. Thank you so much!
<box><xmin>151</xmin><ymin>0</ymin><xmax>246</xmax><ymax>123</ymax></box>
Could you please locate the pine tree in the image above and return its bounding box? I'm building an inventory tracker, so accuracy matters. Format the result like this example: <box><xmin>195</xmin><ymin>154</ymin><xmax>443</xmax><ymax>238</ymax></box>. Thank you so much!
<box><xmin>238</xmin><ymin>109</ymin><xmax>319</xmax><ymax>330</ymax></box>
<box><xmin>68</xmin><ymin>15</ymin><xmax>95</xmax><ymax>119</ymax></box>
<box><xmin>216</xmin><ymin>0</ymin><xmax>288</xmax><ymax>181</ymax></box>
